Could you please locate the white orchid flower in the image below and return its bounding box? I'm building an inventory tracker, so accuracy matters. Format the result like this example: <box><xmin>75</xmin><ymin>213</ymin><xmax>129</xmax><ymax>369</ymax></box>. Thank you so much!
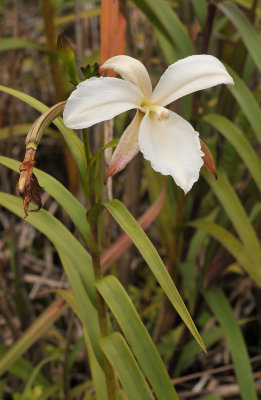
<box><xmin>63</xmin><ymin>55</ymin><xmax>233</xmax><ymax>193</ymax></box>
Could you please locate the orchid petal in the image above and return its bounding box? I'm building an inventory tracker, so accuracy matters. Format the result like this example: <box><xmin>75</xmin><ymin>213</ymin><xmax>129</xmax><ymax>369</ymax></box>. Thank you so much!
<box><xmin>102</xmin><ymin>55</ymin><xmax>152</xmax><ymax>100</ymax></box>
<box><xmin>63</xmin><ymin>76</ymin><xmax>144</xmax><ymax>129</ymax></box>
<box><xmin>138</xmin><ymin>110</ymin><xmax>204</xmax><ymax>193</ymax></box>
<box><xmin>105</xmin><ymin>110</ymin><xmax>143</xmax><ymax>182</ymax></box>
<box><xmin>150</xmin><ymin>55</ymin><xmax>234</xmax><ymax>107</ymax></box>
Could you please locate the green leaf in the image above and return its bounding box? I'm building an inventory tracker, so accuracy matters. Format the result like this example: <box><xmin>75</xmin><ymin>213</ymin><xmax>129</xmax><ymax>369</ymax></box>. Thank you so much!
<box><xmin>57</xmin><ymin>254</ymin><xmax>103</xmax><ymax>366</ymax></box>
<box><xmin>232</xmin><ymin>0</ymin><xmax>261</xmax><ymax>17</ymax></box>
<box><xmin>175</xmin><ymin>326</ymin><xmax>223</xmax><ymax>377</ymax></box>
<box><xmin>202</xmin><ymin>170</ymin><xmax>261</xmax><ymax>268</ymax></box>
<box><xmin>0</xmin><ymin>347</ymin><xmax>49</xmax><ymax>388</ymax></box>
<box><xmin>204</xmin><ymin>287</ymin><xmax>257</xmax><ymax>400</ymax></box>
<box><xmin>218</xmin><ymin>1</ymin><xmax>261</xmax><ymax>73</ymax></box>
<box><xmin>190</xmin><ymin>0</ymin><xmax>207</xmax><ymax>28</ymax></box>
<box><xmin>0</xmin><ymin>85</ymin><xmax>88</xmax><ymax>196</ymax></box>
<box><xmin>37</xmin><ymin>385</ymin><xmax>60</xmax><ymax>400</ymax></box>
<box><xmin>99</xmin><ymin>333</ymin><xmax>154</xmax><ymax>400</ymax></box>
<box><xmin>89</xmin><ymin>139</ymin><xmax>119</xmax><ymax>167</ymax></box>
<box><xmin>131</xmin><ymin>0</ymin><xmax>195</xmax><ymax>57</ymax></box>
<box><xmin>0</xmin><ymin>124</ymin><xmax>59</xmax><ymax>141</ymax></box>
<box><xmin>0</xmin><ymin>156</ymin><xmax>90</xmax><ymax>244</ymax></box>
<box><xmin>96</xmin><ymin>275</ymin><xmax>179</xmax><ymax>400</ymax></box>
<box><xmin>0</xmin><ymin>38</ymin><xmax>44</xmax><ymax>52</ymax></box>
<box><xmin>225</xmin><ymin>66</ymin><xmax>261</xmax><ymax>145</ymax></box>
<box><xmin>57</xmin><ymin>289</ymin><xmax>108</xmax><ymax>400</ymax></box>
<box><xmin>203</xmin><ymin>115</ymin><xmax>261</xmax><ymax>192</ymax></box>
<box><xmin>189</xmin><ymin>219</ymin><xmax>261</xmax><ymax>284</ymax></box>
<box><xmin>104</xmin><ymin>199</ymin><xmax>205</xmax><ymax>352</ymax></box>
<box><xmin>0</xmin><ymin>193</ymin><xmax>95</xmax><ymax>302</ymax></box>
<box><xmin>21</xmin><ymin>355</ymin><xmax>59</xmax><ymax>400</ymax></box>
<box><xmin>0</xmin><ymin>298</ymin><xmax>67</xmax><ymax>376</ymax></box>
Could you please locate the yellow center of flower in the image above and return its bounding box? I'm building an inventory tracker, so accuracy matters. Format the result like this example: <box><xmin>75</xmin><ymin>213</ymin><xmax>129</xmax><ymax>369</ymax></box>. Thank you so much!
<box><xmin>141</xmin><ymin>103</ymin><xmax>170</xmax><ymax>121</ymax></box>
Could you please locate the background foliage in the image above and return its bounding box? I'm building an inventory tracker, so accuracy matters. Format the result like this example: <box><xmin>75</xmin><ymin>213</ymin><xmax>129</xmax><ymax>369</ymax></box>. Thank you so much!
<box><xmin>0</xmin><ymin>0</ymin><xmax>261</xmax><ymax>399</ymax></box>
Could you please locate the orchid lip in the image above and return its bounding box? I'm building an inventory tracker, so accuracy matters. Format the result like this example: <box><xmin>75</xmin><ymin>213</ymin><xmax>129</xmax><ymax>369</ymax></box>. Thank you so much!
<box><xmin>142</xmin><ymin>103</ymin><xmax>170</xmax><ymax>120</ymax></box>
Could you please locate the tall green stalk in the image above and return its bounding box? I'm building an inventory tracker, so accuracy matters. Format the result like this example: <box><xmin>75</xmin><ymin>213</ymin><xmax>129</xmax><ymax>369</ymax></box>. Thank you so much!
<box><xmin>85</xmin><ymin>132</ymin><xmax>117</xmax><ymax>400</ymax></box>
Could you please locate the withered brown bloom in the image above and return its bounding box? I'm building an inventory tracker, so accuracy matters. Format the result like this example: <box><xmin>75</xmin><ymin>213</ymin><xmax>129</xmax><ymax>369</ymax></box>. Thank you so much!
<box><xmin>18</xmin><ymin>146</ymin><xmax>42</xmax><ymax>217</ymax></box>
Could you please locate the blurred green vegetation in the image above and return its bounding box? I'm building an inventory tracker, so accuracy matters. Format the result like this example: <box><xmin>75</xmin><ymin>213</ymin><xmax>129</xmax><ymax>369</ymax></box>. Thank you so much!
<box><xmin>0</xmin><ymin>0</ymin><xmax>261</xmax><ymax>399</ymax></box>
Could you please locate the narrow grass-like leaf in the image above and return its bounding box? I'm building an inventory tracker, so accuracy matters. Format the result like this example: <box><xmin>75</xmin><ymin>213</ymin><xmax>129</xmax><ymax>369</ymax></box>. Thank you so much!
<box><xmin>0</xmin><ymin>85</ymin><xmax>87</xmax><ymax>195</ymax></box>
<box><xmin>96</xmin><ymin>275</ymin><xmax>179</xmax><ymax>400</ymax></box>
<box><xmin>37</xmin><ymin>385</ymin><xmax>60</xmax><ymax>400</ymax></box>
<box><xmin>175</xmin><ymin>326</ymin><xmax>223</xmax><ymax>377</ymax></box>
<box><xmin>204</xmin><ymin>287</ymin><xmax>257</xmax><ymax>400</ymax></box>
<box><xmin>203</xmin><ymin>115</ymin><xmax>261</xmax><ymax>192</ymax></box>
<box><xmin>190</xmin><ymin>0</ymin><xmax>207</xmax><ymax>28</ymax></box>
<box><xmin>0</xmin><ymin>124</ymin><xmax>59</xmax><ymax>141</ymax></box>
<box><xmin>57</xmin><ymin>253</ymin><xmax>102</xmax><ymax>366</ymax></box>
<box><xmin>232</xmin><ymin>0</ymin><xmax>261</xmax><ymax>17</ymax></box>
<box><xmin>104</xmin><ymin>199</ymin><xmax>205</xmax><ymax>351</ymax></box>
<box><xmin>225</xmin><ymin>66</ymin><xmax>261</xmax><ymax>145</ymax></box>
<box><xmin>132</xmin><ymin>0</ymin><xmax>195</xmax><ymax>57</ymax></box>
<box><xmin>189</xmin><ymin>219</ymin><xmax>261</xmax><ymax>285</ymax></box>
<box><xmin>218</xmin><ymin>1</ymin><xmax>261</xmax><ymax>73</ymax></box>
<box><xmin>21</xmin><ymin>355</ymin><xmax>59</xmax><ymax>400</ymax></box>
<box><xmin>0</xmin><ymin>298</ymin><xmax>66</xmax><ymax>375</ymax></box>
<box><xmin>202</xmin><ymin>170</ymin><xmax>261</xmax><ymax>268</ymax></box>
<box><xmin>0</xmin><ymin>38</ymin><xmax>44</xmax><ymax>51</ymax></box>
<box><xmin>58</xmin><ymin>290</ymin><xmax>108</xmax><ymax>400</ymax></box>
<box><xmin>100</xmin><ymin>332</ymin><xmax>154</xmax><ymax>400</ymax></box>
<box><xmin>0</xmin><ymin>156</ymin><xmax>90</xmax><ymax>244</ymax></box>
<box><xmin>0</xmin><ymin>193</ymin><xmax>95</xmax><ymax>302</ymax></box>
<box><xmin>0</xmin><ymin>347</ymin><xmax>49</xmax><ymax>388</ymax></box>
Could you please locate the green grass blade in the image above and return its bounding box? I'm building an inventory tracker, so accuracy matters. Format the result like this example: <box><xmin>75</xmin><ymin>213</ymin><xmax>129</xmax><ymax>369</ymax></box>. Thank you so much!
<box><xmin>204</xmin><ymin>287</ymin><xmax>257</xmax><ymax>400</ymax></box>
<box><xmin>190</xmin><ymin>0</ymin><xmax>207</xmax><ymax>28</ymax></box>
<box><xmin>232</xmin><ymin>0</ymin><xmax>261</xmax><ymax>17</ymax></box>
<box><xmin>96</xmin><ymin>275</ymin><xmax>179</xmax><ymax>400</ymax></box>
<box><xmin>203</xmin><ymin>115</ymin><xmax>261</xmax><ymax>192</ymax></box>
<box><xmin>0</xmin><ymin>124</ymin><xmax>59</xmax><ymax>141</ymax></box>
<box><xmin>0</xmin><ymin>156</ymin><xmax>90</xmax><ymax>244</ymax></box>
<box><xmin>0</xmin><ymin>193</ymin><xmax>95</xmax><ymax>302</ymax></box>
<box><xmin>37</xmin><ymin>385</ymin><xmax>60</xmax><ymax>400</ymax></box>
<box><xmin>132</xmin><ymin>0</ymin><xmax>195</xmax><ymax>57</ymax></box>
<box><xmin>225</xmin><ymin>66</ymin><xmax>261</xmax><ymax>145</ymax></box>
<box><xmin>57</xmin><ymin>289</ymin><xmax>107</xmax><ymax>400</ymax></box>
<box><xmin>0</xmin><ymin>298</ymin><xmax>67</xmax><ymax>375</ymax></box>
<box><xmin>0</xmin><ymin>347</ymin><xmax>49</xmax><ymax>388</ymax></box>
<box><xmin>0</xmin><ymin>38</ymin><xmax>44</xmax><ymax>51</ymax></box>
<box><xmin>57</xmin><ymin>254</ymin><xmax>103</xmax><ymax>366</ymax></box>
<box><xmin>202</xmin><ymin>170</ymin><xmax>261</xmax><ymax>266</ymax></box>
<box><xmin>21</xmin><ymin>355</ymin><xmax>59</xmax><ymax>400</ymax></box>
<box><xmin>175</xmin><ymin>326</ymin><xmax>223</xmax><ymax>377</ymax></box>
<box><xmin>218</xmin><ymin>1</ymin><xmax>261</xmax><ymax>73</ymax></box>
<box><xmin>0</xmin><ymin>85</ymin><xmax>88</xmax><ymax>196</ymax></box>
<box><xmin>189</xmin><ymin>219</ymin><xmax>261</xmax><ymax>284</ymax></box>
<box><xmin>104</xmin><ymin>199</ymin><xmax>205</xmax><ymax>352</ymax></box>
<box><xmin>99</xmin><ymin>332</ymin><xmax>154</xmax><ymax>400</ymax></box>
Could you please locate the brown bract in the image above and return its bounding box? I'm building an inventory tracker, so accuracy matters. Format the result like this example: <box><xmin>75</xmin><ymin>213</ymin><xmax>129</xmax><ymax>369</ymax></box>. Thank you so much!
<box><xmin>200</xmin><ymin>139</ymin><xmax>217</xmax><ymax>178</ymax></box>
<box><xmin>18</xmin><ymin>147</ymin><xmax>42</xmax><ymax>217</ymax></box>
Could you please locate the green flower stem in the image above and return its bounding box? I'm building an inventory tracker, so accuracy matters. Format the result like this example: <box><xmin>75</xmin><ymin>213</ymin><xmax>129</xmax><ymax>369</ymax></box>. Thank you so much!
<box><xmin>88</xmin><ymin>212</ymin><xmax>117</xmax><ymax>400</ymax></box>
<box><xmin>83</xmin><ymin>118</ymin><xmax>116</xmax><ymax>399</ymax></box>
<box><xmin>82</xmin><ymin>128</ymin><xmax>92</xmax><ymax>166</ymax></box>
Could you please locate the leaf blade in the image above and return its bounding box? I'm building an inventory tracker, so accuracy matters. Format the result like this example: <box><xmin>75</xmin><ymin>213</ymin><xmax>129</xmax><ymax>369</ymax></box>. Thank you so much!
<box><xmin>104</xmin><ymin>199</ymin><xmax>205</xmax><ymax>351</ymax></box>
<box><xmin>99</xmin><ymin>332</ymin><xmax>154</xmax><ymax>400</ymax></box>
<box><xmin>205</xmin><ymin>287</ymin><xmax>257</xmax><ymax>400</ymax></box>
<box><xmin>96</xmin><ymin>275</ymin><xmax>179</xmax><ymax>400</ymax></box>
<box><xmin>203</xmin><ymin>115</ymin><xmax>261</xmax><ymax>192</ymax></box>
<box><xmin>218</xmin><ymin>1</ymin><xmax>261</xmax><ymax>73</ymax></box>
